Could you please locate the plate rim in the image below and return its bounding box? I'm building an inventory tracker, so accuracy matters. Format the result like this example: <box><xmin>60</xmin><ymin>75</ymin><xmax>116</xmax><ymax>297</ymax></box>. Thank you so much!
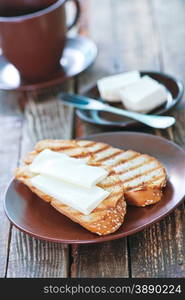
<box><xmin>76</xmin><ymin>70</ymin><xmax>184</xmax><ymax>128</ymax></box>
<box><xmin>4</xmin><ymin>131</ymin><xmax>185</xmax><ymax>244</ymax></box>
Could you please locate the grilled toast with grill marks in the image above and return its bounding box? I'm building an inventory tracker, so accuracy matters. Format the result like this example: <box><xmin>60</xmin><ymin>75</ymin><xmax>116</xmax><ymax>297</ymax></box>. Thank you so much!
<box><xmin>76</xmin><ymin>140</ymin><xmax>167</xmax><ymax>207</ymax></box>
<box><xmin>24</xmin><ymin>139</ymin><xmax>167</xmax><ymax>207</ymax></box>
<box><xmin>15</xmin><ymin>140</ymin><xmax>126</xmax><ymax>236</ymax></box>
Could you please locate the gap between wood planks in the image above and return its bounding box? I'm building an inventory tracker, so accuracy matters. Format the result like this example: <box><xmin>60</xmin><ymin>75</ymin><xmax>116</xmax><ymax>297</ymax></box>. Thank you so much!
<box><xmin>4</xmin><ymin>120</ymin><xmax>24</xmax><ymax>277</ymax></box>
<box><xmin>69</xmin><ymin>0</ymin><xmax>155</xmax><ymax>278</ymax></box>
<box><xmin>69</xmin><ymin>0</ymin><xmax>185</xmax><ymax>278</ymax></box>
<box><xmin>0</xmin><ymin>116</ymin><xmax>24</xmax><ymax>277</ymax></box>
<box><xmin>5</xmin><ymin>82</ymin><xmax>75</xmax><ymax>278</ymax></box>
<box><xmin>3</xmin><ymin>0</ymin><xmax>185</xmax><ymax>278</ymax></box>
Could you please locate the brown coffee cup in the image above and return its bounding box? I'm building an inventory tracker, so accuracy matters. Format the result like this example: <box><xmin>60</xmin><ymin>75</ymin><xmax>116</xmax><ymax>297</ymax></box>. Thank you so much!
<box><xmin>0</xmin><ymin>1</ymin><xmax>57</xmax><ymax>16</ymax></box>
<box><xmin>0</xmin><ymin>0</ymin><xmax>80</xmax><ymax>82</ymax></box>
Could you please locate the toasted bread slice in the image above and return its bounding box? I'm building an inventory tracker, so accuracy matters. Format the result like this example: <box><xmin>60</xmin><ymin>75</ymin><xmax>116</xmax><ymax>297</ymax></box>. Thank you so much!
<box><xmin>15</xmin><ymin>140</ymin><xmax>126</xmax><ymax>236</ymax></box>
<box><xmin>23</xmin><ymin>139</ymin><xmax>167</xmax><ymax>207</ymax></box>
<box><xmin>76</xmin><ymin>140</ymin><xmax>167</xmax><ymax>207</ymax></box>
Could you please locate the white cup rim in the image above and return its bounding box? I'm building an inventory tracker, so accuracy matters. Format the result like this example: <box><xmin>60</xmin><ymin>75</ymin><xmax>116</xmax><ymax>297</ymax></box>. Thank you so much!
<box><xmin>0</xmin><ymin>0</ymin><xmax>66</xmax><ymax>22</ymax></box>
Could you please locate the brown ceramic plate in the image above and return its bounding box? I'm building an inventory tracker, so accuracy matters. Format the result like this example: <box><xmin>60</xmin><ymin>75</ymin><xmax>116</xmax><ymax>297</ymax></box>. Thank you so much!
<box><xmin>77</xmin><ymin>71</ymin><xmax>184</xmax><ymax>129</ymax></box>
<box><xmin>0</xmin><ymin>36</ymin><xmax>97</xmax><ymax>91</ymax></box>
<box><xmin>4</xmin><ymin>132</ymin><xmax>185</xmax><ymax>244</ymax></box>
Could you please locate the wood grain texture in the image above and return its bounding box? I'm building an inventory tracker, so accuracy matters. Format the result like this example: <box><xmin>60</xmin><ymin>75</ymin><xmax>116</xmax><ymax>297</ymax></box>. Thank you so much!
<box><xmin>71</xmin><ymin>0</ymin><xmax>129</xmax><ymax>278</ymax></box>
<box><xmin>7</xmin><ymin>231</ymin><xmax>69</xmax><ymax>278</ymax></box>
<box><xmin>6</xmin><ymin>82</ymin><xmax>74</xmax><ymax>278</ymax></box>
<box><xmin>0</xmin><ymin>117</ymin><xmax>23</xmax><ymax>277</ymax></box>
<box><xmin>77</xmin><ymin>0</ymin><xmax>157</xmax><ymax>136</ymax></box>
<box><xmin>74</xmin><ymin>0</ymin><xmax>185</xmax><ymax>278</ymax></box>
<box><xmin>110</xmin><ymin>0</ymin><xmax>161</xmax><ymax>71</ymax></box>
<box><xmin>152</xmin><ymin>0</ymin><xmax>185</xmax><ymax>97</ymax></box>
<box><xmin>1</xmin><ymin>0</ymin><xmax>185</xmax><ymax>278</ymax></box>
<box><xmin>71</xmin><ymin>240</ymin><xmax>129</xmax><ymax>278</ymax></box>
<box><xmin>0</xmin><ymin>91</ymin><xmax>24</xmax><ymax>116</ymax></box>
<box><xmin>78</xmin><ymin>0</ymin><xmax>118</xmax><ymax>92</ymax></box>
<box><xmin>129</xmin><ymin>0</ymin><xmax>185</xmax><ymax>278</ymax></box>
<box><xmin>152</xmin><ymin>0</ymin><xmax>185</xmax><ymax>145</ymax></box>
<box><xmin>78</xmin><ymin>0</ymin><xmax>161</xmax><ymax>95</ymax></box>
<box><xmin>171</xmin><ymin>107</ymin><xmax>185</xmax><ymax>149</ymax></box>
<box><xmin>129</xmin><ymin>208</ymin><xmax>185</xmax><ymax>278</ymax></box>
<box><xmin>76</xmin><ymin>0</ymin><xmax>121</xmax><ymax>137</ymax></box>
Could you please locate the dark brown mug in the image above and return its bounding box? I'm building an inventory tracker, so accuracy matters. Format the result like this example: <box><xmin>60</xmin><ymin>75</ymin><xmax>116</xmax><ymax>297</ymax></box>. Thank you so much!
<box><xmin>0</xmin><ymin>0</ymin><xmax>80</xmax><ymax>82</ymax></box>
<box><xmin>0</xmin><ymin>1</ymin><xmax>57</xmax><ymax>16</ymax></box>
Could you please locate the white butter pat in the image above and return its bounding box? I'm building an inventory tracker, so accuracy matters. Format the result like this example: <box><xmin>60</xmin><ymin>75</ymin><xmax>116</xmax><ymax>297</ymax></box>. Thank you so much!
<box><xmin>29</xmin><ymin>149</ymin><xmax>108</xmax><ymax>188</ymax></box>
<box><xmin>97</xmin><ymin>71</ymin><xmax>140</xmax><ymax>102</ymax></box>
<box><xmin>120</xmin><ymin>76</ymin><xmax>167</xmax><ymax>112</ymax></box>
<box><xmin>30</xmin><ymin>175</ymin><xmax>110</xmax><ymax>215</ymax></box>
<box><xmin>30</xmin><ymin>149</ymin><xmax>86</xmax><ymax>171</ymax></box>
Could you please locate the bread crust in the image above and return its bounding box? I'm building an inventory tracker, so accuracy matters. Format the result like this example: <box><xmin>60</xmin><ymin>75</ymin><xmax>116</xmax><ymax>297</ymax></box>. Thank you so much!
<box><xmin>15</xmin><ymin>138</ymin><xmax>167</xmax><ymax>235</ymax></box>
<box><xmin>15</xmin><ymin>140</ymin><xmax>126</xmax><ymax>236</ymax></box>
<box><xmin>75</xmin><ymin>140</ymin><xmax>167</xmax><ymax>207</ymax></box>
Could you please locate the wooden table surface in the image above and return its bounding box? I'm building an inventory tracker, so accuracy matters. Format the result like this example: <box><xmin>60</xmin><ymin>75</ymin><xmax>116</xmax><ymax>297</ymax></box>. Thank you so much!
<box><xmin>0</xmin><ymin>0</ymin><xmax>185</xmax><ymax>278</ymax></box>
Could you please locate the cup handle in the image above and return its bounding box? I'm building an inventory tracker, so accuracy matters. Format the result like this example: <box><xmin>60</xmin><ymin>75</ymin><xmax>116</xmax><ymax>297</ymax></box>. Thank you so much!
<box><xmin>66</xmin><ymin>0</ymin><xmax>81</xmax><ymax>31</ymax></box>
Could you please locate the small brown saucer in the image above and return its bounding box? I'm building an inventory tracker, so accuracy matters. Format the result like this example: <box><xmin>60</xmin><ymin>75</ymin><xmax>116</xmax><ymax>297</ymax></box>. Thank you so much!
<box><xmin>0</xmin><ymin>36</ymin><xmax>97</xmax><ymax>91</ymax></box>
<box><xmin>77</xmin><ymin>71</ymin><xmax>184</xmax><ymax>128</ymax></box>
<box><xmin>4</xmin><ymin>132</ymin><xmax>185</xmax><ymax>244</ymax></box>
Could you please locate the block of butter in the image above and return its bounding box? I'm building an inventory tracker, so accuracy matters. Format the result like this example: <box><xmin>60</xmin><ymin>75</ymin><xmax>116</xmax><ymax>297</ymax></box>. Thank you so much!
<box><xmin>30</xmin><ymin>175</ymin><xmax>109</xmax><ymax>215</ymax></box>
<box><xmin>30</xmin><ymin>149</ymin><xmax>86</xmax><ymax>170</ymax></box>
<box><xmin>29</xmin><ymin>149</ymin><xmax>108</xmax><ymax>189</ymax></box>
<box><xmin>97</xmin><ymin>71</ymin><xmax>140</xmax><ymax>102</ymax></box>
<box><xmin>120</xmin><ymin>76</ymin><xmax>167</xmax><ymax>113</ymax></box>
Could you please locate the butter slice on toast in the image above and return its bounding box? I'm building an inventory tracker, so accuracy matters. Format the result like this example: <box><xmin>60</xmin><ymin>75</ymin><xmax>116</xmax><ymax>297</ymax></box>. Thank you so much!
<box><xmin>15</xmin><ymin>140</ymin><xmax>126</xmax><ymax>236</ymax></box>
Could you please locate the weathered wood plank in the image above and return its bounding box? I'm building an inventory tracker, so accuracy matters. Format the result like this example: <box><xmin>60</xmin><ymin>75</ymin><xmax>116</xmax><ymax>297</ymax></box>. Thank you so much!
<box><xmin>7</xmin><ymin>231</ymin><xmax>69</xmax><ymax>278</ymax></box>
<box><xmin>129</xmin><ymin>207</ymin><xmax>185</xmax><ymax>278</ymax></box>
<box><xmin>129</xmin><ymin>0</ymin><xmax>185</xmax><ymax>278</ymax></box>
<box><xmin>78</xmin><ymin>0</ymin><xmax>119</xmax><ymax>93</ymax></box>
<box><xmin>77</xmin><ymin>0</ymin><xmax>159</xmax><ymax>136</ymax></box>
<box><xmin>0</xmin><ymin>117</ymin><xmax>23</xmax><ymax>277</ymax></box>
<box><xmin>3</xmin><ymin>0</ymin><xmax>185</xmax><ymax>279</ymax></box>
<box><xmin>152</xmin><ymin>0</ymin><xmax>185</xmax><ymax>107</ymax></box>
<box><xmin>71</xmin><ymin>0</ymin><xmax>130</xmax><ymax>278</ymax></box>
<box><xmin>71</xmin><ymin>240</ymin><xmax>129</xmax><ymax>278</ymax></box>
<box><xmin>130</xmin><ymin>123</ymin><xmax>185</xmax><ymax>277</ymax></box>
<box><xmin>71</xmin><ymin>0</ymin><xmax>163</xmax><ymax>278</ymax></box>
<box><xmin>166</xmin><ymin>106</ymin><xmax>185</xmax><ymax>149</ymax></box>
<box><xmin>0</xmin><ymin>91</ymin><xmax>24</xmax><ymax>116</ymax></box>
<box><xmin>151</xmin><ymin>0</ymin><xmax>185</xmax><ymax>147</ymax></box>
<box><xmin>6</xmin><ymin>82</ymin><xmax>74</xmax><ymax>277</ymax></box>
<box><xmin>78</xmin><ymin>0</ymin><xmax>161</xmax><ymax>95</ymax></box>
<box><xmin>75</xmin><ymin>0</ymin><xmax>185</xmax><ymax>278</ymax></box>
<box><xmin>111</xmin><ymin>0</ymin><xmax>161</xmax><ymax>71</ymax></box>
